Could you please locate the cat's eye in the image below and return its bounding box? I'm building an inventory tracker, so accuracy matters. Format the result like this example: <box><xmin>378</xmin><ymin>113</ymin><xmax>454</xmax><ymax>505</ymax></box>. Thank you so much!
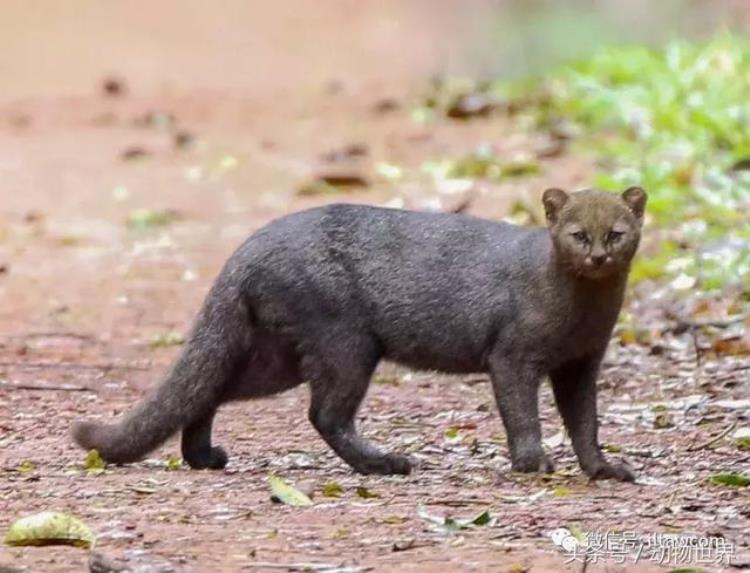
<box><xmin>571</xmin><ymin>231</ymin><xmax>589</xmax><ymax>243</ymax></box>
<box><xmin>607</xmin><ymin>230</ymin><xmax>624</xmax><ymax>243</ymax></box>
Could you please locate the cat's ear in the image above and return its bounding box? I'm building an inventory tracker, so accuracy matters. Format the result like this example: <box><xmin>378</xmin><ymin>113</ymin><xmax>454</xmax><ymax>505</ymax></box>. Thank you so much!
<box><xmin>542</xmin><ymin>188</ymin><xmax>569</xmax><ymax>224</ymax></box>
<box><xmin>621</xmin><ymin>186</ymin><xmax>647</xmax><ymax>220</ymax></box>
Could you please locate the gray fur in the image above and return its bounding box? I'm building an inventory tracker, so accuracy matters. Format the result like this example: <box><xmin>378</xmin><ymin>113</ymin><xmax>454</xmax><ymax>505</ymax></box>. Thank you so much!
<box><xmin>72</xmin><ymin>187</ymin><xmax>646</xmax><ymax>480</ymax></box>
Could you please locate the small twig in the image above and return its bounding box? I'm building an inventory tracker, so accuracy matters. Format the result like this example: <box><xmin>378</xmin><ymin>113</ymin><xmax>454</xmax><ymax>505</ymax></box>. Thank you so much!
<box><xmin>0</xmin><ymin>331</ymin><xmax>98</xmax><ymax>342</ymax></box>
<box><xmin>675</xmin><ymin>315</ymin><xmax>747</xmax><ymax>330</ymax></box>
<box><xmin>690</xmin><ymin>325</ymin><xmax>703</xmax><ymax>368</ymax></box>
<box><xmin>0</xmin><ymin>381</ymin><xmax>95</xmax><ymax>392</ymax></box>
<box><xmin>687</xmin><ymin>421</ymin><xmax>738</xmax><ymax>452</ymax></box>
<box><xmin>445</xmin><ymin>190</ymin><xmax>478</xmax><ymax>214</ymax></box>
<box><xmin>429</xmin><ymin>498</ymin><xmax>494</xmax><ymax>507</ymax></box>
<box><xmin>246</xmin><ymin>563</ymin><xmax>364</xmax><ymax>572</ymax></box>
<box><xmin>461</xmin><ymin>377</ymin><xmax>489</xmax><ymax>386</ymax></box>
<box><xmin>0</xmin><ymin>361</ymin><xmax>149</xmax><ymax>371</ymax></box>
<box><xmin>392</xmin><ymin>539</ymin><xmax>433</xmax><ymax>552</ymax></box>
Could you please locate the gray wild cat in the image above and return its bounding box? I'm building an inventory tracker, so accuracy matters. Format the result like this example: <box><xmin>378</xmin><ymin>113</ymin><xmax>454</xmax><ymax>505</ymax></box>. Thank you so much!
<box><xmin>73</xmin><ymin>186</ymin><xmax>647</xmax><ymax>481</ymax></box>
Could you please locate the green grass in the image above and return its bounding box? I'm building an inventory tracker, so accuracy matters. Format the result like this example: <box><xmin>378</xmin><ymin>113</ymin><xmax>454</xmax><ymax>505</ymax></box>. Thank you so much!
<box><xmin>498</xmin><ymin>34</ymin><xmax>750</xmax><ymax>293</ymax></box>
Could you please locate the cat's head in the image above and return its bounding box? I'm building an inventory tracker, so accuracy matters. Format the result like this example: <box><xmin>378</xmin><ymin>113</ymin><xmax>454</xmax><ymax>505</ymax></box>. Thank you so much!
<box><xmin>542</xmin><ymin>187</ymin><xmax>647</xmax><ymax>280</ymax></box>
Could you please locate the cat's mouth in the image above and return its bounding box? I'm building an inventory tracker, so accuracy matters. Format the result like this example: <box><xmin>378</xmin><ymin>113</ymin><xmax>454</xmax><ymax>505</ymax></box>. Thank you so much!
<box><xmin>577</xmin><ymin>257</ymin><xmax>619</xmax><ymax>279</ymax></box>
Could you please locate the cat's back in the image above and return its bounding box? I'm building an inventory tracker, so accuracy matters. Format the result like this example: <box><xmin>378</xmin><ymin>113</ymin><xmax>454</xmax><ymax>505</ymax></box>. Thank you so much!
<box><xmin>251</xmin><ymin>202</ymin><xmax>535</xmax><ymax>254</ymax></box>
<box><xmin>227</xmin><ymin>203</ymin><xmax>546</xmax><ymax>292</ymax></box>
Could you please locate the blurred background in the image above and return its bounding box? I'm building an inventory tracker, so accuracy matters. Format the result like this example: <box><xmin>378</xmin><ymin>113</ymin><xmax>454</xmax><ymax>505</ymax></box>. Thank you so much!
<box><xmin>0</xmin><ymin>0</ymin><xmax>748</xmax><ymax>333</ymax></box>
<box><xmin>2</xmin><ymin>0</ymin><xmax>749</xmax><ymax>99</ymax></box>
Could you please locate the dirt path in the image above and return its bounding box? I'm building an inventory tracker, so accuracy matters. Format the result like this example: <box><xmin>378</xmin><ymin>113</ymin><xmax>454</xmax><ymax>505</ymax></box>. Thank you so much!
<box><xmin>0</xmin><ymin>87</ymin><xmax>747</xmax><ymax>572</ymax></box>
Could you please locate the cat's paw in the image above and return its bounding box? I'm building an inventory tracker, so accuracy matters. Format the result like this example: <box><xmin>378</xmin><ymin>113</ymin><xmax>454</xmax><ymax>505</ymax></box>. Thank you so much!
<box><xmin>511</xmin><ymin>450</ymin><xmax>555</xmax><ymax>474</ymax></box>
<box><xmin>384</xmin><ymin>453</ymin><xmax>414</xmax><ymax>475</ymax></box>
<box><xmin>185</xmin><ymin>446</ymin><xmax>228</xmax><ymax>470</ymax></box>
<box><xmin>355</xmin><ymin>453</ymin><xmax>413</xmax><ymax>476</ymax></box>
<box><xmin>586</xmin><ymin>461</ymin><xmax>635</xmax><ymax>482</ymax></box>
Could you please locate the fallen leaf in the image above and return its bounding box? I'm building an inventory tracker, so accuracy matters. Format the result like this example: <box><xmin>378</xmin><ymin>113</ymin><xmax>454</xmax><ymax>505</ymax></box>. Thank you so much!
<box><xmin>5</xmin><ymin>511</ymin><xmax>95</xmax><ymax>549</ymax></box>
<box><xmin>552</xmin><ymin>486</ymin><xmax>570</xmax><ymax>497</ymax></box>
<box><xmin>567</xmin><ymin>523</ymin><xmax>586</xmax><ymax>545</ymax></box>
<box><xmin>654</xmin><ymin>412</ymin><xmax>675</xmax><ymax>429</ymax></box>
<box><xmin>446</xmin><ymin>93</ymin><xmax>497</xmax><ymax>120</ymax></box>
<box><xmin>381</xmin><ymin>516</ymin><xmax>405</xmax><ymax>525</ymax></box>
<box><xmin>84</xmin><ymin>450</ymin><xmax>106</xmax><ymax>474</ymax></box>
<box><xmin>120</xmin><ymin>147</ymin><xmax>151</xmax><ymax>161</ymax></box>
<box><xmin>470</xmin><ymin>511</ymin><xmax>492</xmax><ymax>526</ymax></box>
<box><xmin>165</xmin><ymin>456</ymin><xmax>182</xmax><ymax>471</ymax></box>
<box><xmin>297</xmin><ymin>172</ymin><xmax>369</xmax><ymax>196</ymax></box>
<box><xmin>444</xmin><ymin>427</ymin><xmax>460</xmax><ymax>441</ymax></box>
<box><xmin>417</xmin><ymin>505</ymin><xmax>494</xmax><ymax>533</ymax></box>
<box><xmin>502</xmin><ymin>158</ymin><xmax>541</xmax><ymax>178</ymax></box>
<box><xmin>102</xmin><ymin>76</ymin><xmax>126</xmax><ymax>97</ymax></box>
<box><xmin>126</xmin><ymin>208</ymin><xmax>180</xmax><ymax>231</ymax></box>
<box><xmin>708</xmin><ymin>473</ymin><xmax>750</xmax><ymax>487</ymax></box>
<box><xmin>321</xmin><ymin>481</ymin><xmax>343</xmax><ymax>498</ymax></box>
<box><xmin>174</xmin><ymin>130</ymin><xmax>195</xmax><ymax>150</ymax></box>
<box><xmin>375</xmin><ymin>162</ymin><xmax>404</xmax><ymax>182</ymax></box>
<box><xmin>316</xmin><ymin>173</ymin><xmax>368</xmax><ymax>187</ymax></box>
<box><xmin>373</xmin><ymin>374</ymin><xmax>400</xmax><ymax>387</ymax></box>
<box><xmin>729</xmin><ymin>157</ymin><xmax>750</xmax><ymax>171</ymax></box>
<box><xmin>218</xmin><ymin>155</ymin><xmax>239</xmax><ymax>171</ymax></box>
<box><xmin>268</xmin><ymin>474</ymin><xmax>313</xmax><ymax>507</ymax></box>
<box><xmin>129</xmin><ymin>485</ymin><xmax>157</xmax><ymax>495</ymax></box>
<box><xmin>18</xmin><ymin>461</ymin><xmax>34</xmax><ymax>473</ymax></box>
<box><xmin>372</xmin><ymin>98</ymin><xmax>400</xmax><ymax>114</ymax></box>
<box><xmin>150</xmin><ymin>331</ymin><xmax>185</xmax><ymax>349</ymax></box>
<box><xmin>712</xmin><ymin>334</ymin><xmax>750</xmax><ymax>356</ymax></box>
<box><xmin>392</xmin><ymin>538</ymin><xmax>417</xmax><ymax>552</ymax></box>
<box><xmin>331</xmin><ymin>527</ymin><xmax>350</xmax><ymax>540</ymax></box>
<box><xmin>355</xmin><ymin>486</ymin><xmax>380</xmax><ymax>499</ymax></box>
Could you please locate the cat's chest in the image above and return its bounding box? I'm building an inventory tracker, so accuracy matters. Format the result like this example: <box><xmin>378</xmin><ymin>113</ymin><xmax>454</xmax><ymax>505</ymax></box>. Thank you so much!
<box><xmin>544</xmin><ymin>293</ymin><xmax>621</xmax><ymax>362</ymax></box>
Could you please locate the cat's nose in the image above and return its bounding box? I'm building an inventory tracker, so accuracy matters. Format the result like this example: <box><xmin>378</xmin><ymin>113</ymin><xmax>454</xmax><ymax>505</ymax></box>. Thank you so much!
<box><xmin>590</xmin><ymin>254</ymin><xmax>607</xmax><ymax>266</ymax></box>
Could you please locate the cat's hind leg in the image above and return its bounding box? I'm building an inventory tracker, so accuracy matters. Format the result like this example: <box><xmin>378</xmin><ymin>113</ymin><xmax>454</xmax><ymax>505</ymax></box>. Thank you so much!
<box><xmin>303</xmin><ymin>333</ymin><xmax>412</xmax><ymax>475</ymax></box>
<box><xmin>181</xmin><ymin>335</ymin><xmax>305</xmax><ymax>469</ymax></box>
<box><xmin>181</xmin><ymin>411</ymin><xmax>228</xmax><ymax>469</ymax></box>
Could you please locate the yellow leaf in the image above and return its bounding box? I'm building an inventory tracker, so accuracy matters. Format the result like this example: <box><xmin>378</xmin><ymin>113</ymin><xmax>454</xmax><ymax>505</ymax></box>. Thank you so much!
<box><xmin>268</xmin><ymin>474</ymin><xmax>313</xmax><ymax>507</ymax></box>
<box><xmin>5</xmin><ymin>511</ymin><xmax>95</xmax><ymax>549</ymax></box>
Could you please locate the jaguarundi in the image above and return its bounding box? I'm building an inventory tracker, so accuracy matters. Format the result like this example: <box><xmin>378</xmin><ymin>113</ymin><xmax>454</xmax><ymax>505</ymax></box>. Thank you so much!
<box><xmin>73</xmin><ymin>186</ymin><xmax>647</xmax><ymax>481</ymax></box>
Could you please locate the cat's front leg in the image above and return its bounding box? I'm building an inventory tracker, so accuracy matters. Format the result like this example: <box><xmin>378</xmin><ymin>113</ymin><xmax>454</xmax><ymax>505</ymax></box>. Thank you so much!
<box><xmin>488</xmin><ymin>353</ymin><xmax>553</xmax><ymax>474</ymax></box>
<box><xmin>549</xmin><ymin>354</ymin><xmax>635</xmax><ymax>482</ymax></box>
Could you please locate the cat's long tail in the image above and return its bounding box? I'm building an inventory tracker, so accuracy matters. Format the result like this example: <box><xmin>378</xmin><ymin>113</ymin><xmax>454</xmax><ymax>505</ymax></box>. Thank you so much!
<box><xmin>71</xmin><ymin>277</ymin><xmax>252</xmax><ymax>464</ymax></box>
